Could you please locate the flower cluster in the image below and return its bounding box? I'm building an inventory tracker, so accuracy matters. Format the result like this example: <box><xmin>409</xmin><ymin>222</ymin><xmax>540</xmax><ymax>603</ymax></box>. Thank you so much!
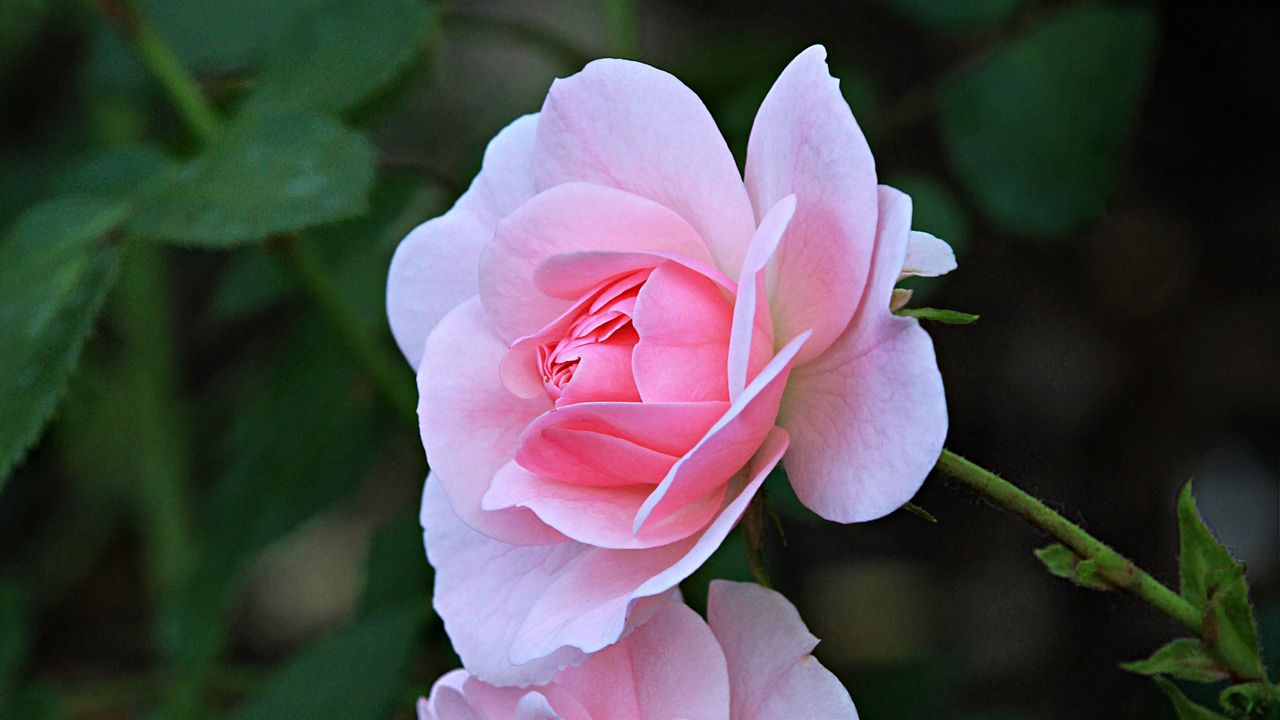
<box><xmin>387</xmin><ymin>45</ymin><xmax>953</xmax><ymax>716</ymax></box>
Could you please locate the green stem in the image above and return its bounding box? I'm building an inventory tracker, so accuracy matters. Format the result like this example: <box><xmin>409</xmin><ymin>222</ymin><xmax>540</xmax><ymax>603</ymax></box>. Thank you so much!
<box><xmin>118</xmin><ymin>244</ymin><xmax>196</xmax><ymax>606</ymax></box>
<box><xmin>935</xmin><ymin>449</ymin><xmax>1202</xmax><ymax>634</ymax></box>
<box><xmin>103</xmin><ymin>0</ymin><xmax>221</xmax><ymax>143</ymax></box>
<box><xmin>105</xmin><ymin>0</ymin><xmax>416</xmax><ymax>429</ymax></box>
<box><xmin>271</xmin><ymin>235</ymin><xmax>417</xmax><ymax>425</ymax></box>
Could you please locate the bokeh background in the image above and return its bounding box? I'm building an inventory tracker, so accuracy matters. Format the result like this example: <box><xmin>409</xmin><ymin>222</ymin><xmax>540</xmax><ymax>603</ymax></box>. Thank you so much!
<box><xmin>1</xmin><ymin>0</ymin><xmax>1276</xmax><ymax>718</ymax></box>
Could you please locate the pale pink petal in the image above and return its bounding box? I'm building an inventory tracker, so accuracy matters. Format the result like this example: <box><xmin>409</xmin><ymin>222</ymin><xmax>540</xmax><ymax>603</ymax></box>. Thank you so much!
<box><xmin>727</xmin><ymin>195</ymin><xmax>794</xmax><ymax>399</ymax></box>
<box><xmin>633</xmin><ymin>332</ymin><xmax>810</xmax><ymax>533</ymax></box>
<box><xmin>418</xmin><ymin>297</ymin><xmax>565</xmax><ymax>545</ymax></box>
<box><xmin>708</xmin><ymin>581</ymin><xmax>858</xmax><ymax>720</ymax></box>
<box><xmin>899</xmin><ymin>229</ymin><xmax>956</xmax><ymax>281</ymax></box>
<box><xmin>744</xmin><ymin>45</ymin><xmax>879</xmax><ymax>365</ymax></box>
<box><xmin>507</xmin><ymin>428</ymin><xmax>788</xmax><ymax>666</ymax></box>
<box><xmin>775</xmin><ymin>184</ymin><xmax>946</xmax><ymax>522</ymax></box>
<box><xmin>484</xmin><ymin>461</ymin><xmax>724</xmax><ymax>550</ymax></box>
<box><xmin>632</xmin><ymin>261</ymin><xmax>735</xmax><ymax>403</ymax></box>
<box><xmin>555</xmin><ymin>595</ymin><xmax>731</xmax><ymax>720</ymax></box>
<box><xmin>534</xmin><ymin>59</ymin><xmax>756</xmax><ymax>277</ymax></box>
<box><xmin>389</xmin><ymin>114</ymin><xmax>539</xmax><ymax>366</ymax></box>
<box><xmin>479</xmin><ymin>182</ymin><xmax>713</xmax><ymax>343</ymax></box>
<box><xmin>418</xmin><ymin>670</ymin><xmax>590</xmax><ymax>720</ymax></box>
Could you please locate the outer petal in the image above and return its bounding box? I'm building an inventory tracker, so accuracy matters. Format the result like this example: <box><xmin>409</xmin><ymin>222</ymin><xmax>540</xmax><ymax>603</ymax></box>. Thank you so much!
<box><xmin>389</xmin><ymin>114</ymin><xmax>539</xmax><ymax>366</ymax></box>
<box><xmin>422</xmin><ymin>430</ymin><xmax>788</xmax><ymax>685</ymax></box>
<box><xmin>777</xmin><ymin>188</ymin><xmax>947</xmax><ymax>522</ymax></box>
<box><xmin>417</xmin><ymin>670</ymin><xmax>590</xmax><ymax>720</ymax></box>
<box><xmin>419</xmin><ymin>297</ymin><xmax>565</xmax><ymax>545</ymax></box>
<box><xmin>534</xmin><ymin>59</ymin><xmax>756</xmax><ymax>276</ymax></box>
<box><xmin>745</xmin><ymin>45</ymin><xmax>878</xmax><ymax>365</ymax></box>
<box><xmin>708</xmin><ymin>581</ymin><xmax>858</xmax><ymax>720</ymax></box>
<box><xmin>480</xmin><ymin>182</ymin><xmax>714</xmax><ymax>343</ymax></box>
<box><xmin>727</xmin><ymin>195</ymin><xmax>793</xmax><ymax>399</ymax></box>
<box><xmin>555</xmin><ymin>595</ymin><xmax>731</xmax><ymax>720</ymax></box>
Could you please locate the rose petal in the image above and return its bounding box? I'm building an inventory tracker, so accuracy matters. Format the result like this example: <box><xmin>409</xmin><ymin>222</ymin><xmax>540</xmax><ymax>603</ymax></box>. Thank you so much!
<box><xmin>534</xmin><ymin>59</ymin><xmax>756</xmax><ymax>277</ymax></box>
<box><xmin>419</xmin><ymin>297</ymin><xmax>566</xmax><ymax>545</ymax></box>
<box><xmin>632</xmin><ymin>261</ymin><xmax>736</xmax><ymax>403</ymax></box>
<box><xmin>899</xmin><ymin>229</ymin><xmax>956</xmax><ymax>281</ymax></box>
<box><xmin>632</xmin><ymin>331</ymin><xmax>809</xmax><ymax>534</ymax></box>
<box><xmin>727</xmin><ymin>195</ymin><xmax>794</xmax><ymax>399</ymax></box>
<box><xmin>479</xmin><ymin>182</ymin><xmax>713</xmax><ymax>343</ymax></box>
<box><xmin>554</xmin><ymin>595</ymin><xmax>731</xmax><ymax>720</ymax></box>
<box><xmin>777</xmin><ymin>186</ymin><xmax>946</xmax><ymax>522</ymax></box>
<box><xmin>535</xmin><ymin>251</ymin><xmax>733</xmax><ymax>301</ymax></box>
<box><xmin>708</xmin><ymin>581</ymin><xmax>859</xmax><ymax>720</ymax></box>
<box><xmin>745</xmin><ymin>45</ymin><xmax>879</xmax><ymax>365</ymax></box>
<box><xmin>389</xmin><ymin>114</ymin><xmax>539</xmax><ymax>366</ymax></box>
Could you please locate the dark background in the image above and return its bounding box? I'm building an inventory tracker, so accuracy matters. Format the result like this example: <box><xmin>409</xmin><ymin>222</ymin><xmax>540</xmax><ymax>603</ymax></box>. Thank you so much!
<box><xmin>0</xmin><ymin>1</ymin><xmax>1276</xmax><ymax>718</ymax></box>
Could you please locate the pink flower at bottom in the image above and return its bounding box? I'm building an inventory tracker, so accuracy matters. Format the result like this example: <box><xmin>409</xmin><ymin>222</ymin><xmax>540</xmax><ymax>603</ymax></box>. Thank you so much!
<box><xmin>417</xmin><ymin>581</ymin><xmax>858</xmax><ymax>720</ymax></box>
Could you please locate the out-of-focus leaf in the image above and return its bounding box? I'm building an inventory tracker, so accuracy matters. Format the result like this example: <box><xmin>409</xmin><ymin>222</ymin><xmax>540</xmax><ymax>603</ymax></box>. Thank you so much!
<box><xmin>895</xmin><ymin>307</ymin><xmax>979</xmax><ymax>324</ymax></box>
<box><xmin>885</xmin><ymin>0</ymin><xmax>1026</xmax><ymax>34</ymax></box>
<box><xmin>209</xmin><ymin>178</ymin><xmax>438</xmax><ymax>325</ymax></box>
<box><xmin>890</xmin><ymin>174</ymin><xmax>972</xmax><ymax>254</ymax></box>
<box><xmin>244</xmin><ymin>0</ymin><xmax>433</xmax><ymax>116</ymax></box>
<box><xmin>939</xmin><ymin>5</ymin><xmax>1157</xmax><ymax>239</ymax></box>
<box><xmin>360</xmin><ymin>515</ymin><xmax>431</xmax><ymax>617</ymax></box>
<box><xmin>143</xmin><ymin>0</ymin><xmax>325</xmax><ymax>75</ymax></box>
<box><xmin>130</xmin><ymin>111</ymin><xmax>376</xmax><ymax>247</ymax></box>
<box><xmin>0</xmin><ymin>198</ymin><xmax>127</xmax><ymax>485</ymax></box>
<box><xmin>49</xmin><ymin>145</ymin><xmax>175</xmax><ymax>201</ymax></box>
<box><xmin>0</xmin><ymin>0</ymin><xmax>48</xmax><ymax>87</ymax></box>
<box><xmin>0</xmin><ymin>578</ymin><xmax>29</xmax><ymax>691</ymax></box>
<box><xmin>1220</xmin><ymin>682</ymin><xmax>1280</xmax><ymax>720</ymax></box>
<box><xmin>162</xmin><ymin>317</ymin><xmax>388</xmax><ymax>670</ymax></box>
<box><xmin>1034</xmin><ymin>543</ymin><xmax>1110</xmax><ymax>591</ymax></box>
<box><xmin>1154</xmin><ymin>677</ymin><xmax>1232</xmax><ymax>720</ymax></box>
<box><xmin>1121</xmin><ymin>638</ymin><xmax>1231</xmax><ymax>683</ymax></box>
<box><xmin>228</xmin><ymin>601</ymin><xmax>428</xmax><ymax>720</ymax></box>
<box><xmin>1177</xmin><ymin>481</ymin><xmax>1267</xmax><ymax>681</ymax></box>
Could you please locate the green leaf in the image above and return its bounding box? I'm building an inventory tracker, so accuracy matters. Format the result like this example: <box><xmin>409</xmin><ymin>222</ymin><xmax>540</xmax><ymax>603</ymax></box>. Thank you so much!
<box><xmin>0</xmin><ymin>198</ymin><xmax>127</xmax><ymax>485</ymax></box>
<box><xmin>1219</xmin><ymin>682</ymin><xmax>1280</xmax><ymax>720</ymax></box>
<box><xmin>360</xmin><ymin>515</ymin><xmax>432</xmax><ymax>617</ymax></box>
<box><xmin>229</xmin><ymin>601</ymin><xmax>428</xmax><ymax>720</ymax></box>
<box><xmin>895</xmin><ymin>307</ymin><xmax>979</xmax><ymax>324</ymax></box>
<box><xmin>130</xmin><ymin>112</ymin><xmax>376</xmax><ymax>247</ymax></box>
<box><xmin>143</xmin><ymin>0</ymin><xmax>326</xmax><ymax>75</ymax></box>
<box><xmin>49</xmin><ymin>146</ymin><xmax>176</xmax><ymax>202</ymax></box>
<box><xmin>885</xmin><ymin>0</ymin><xmax>1026</xmax><ymax>34</ymax></box>
<box><xmin>244</xmin><ymin>0</ymin><xmax>433</xmax><ymax>116</ymax></box>
<box><xmin>1034</xmin><ymin>543</ymin><xmax>1110</xmax><ymax>591</ymax></box>
<box><xmin>1121</xmin><ymin>638</ymin><xmax>1231</xmax><ymax>683</ymax></box>
<box><xmin>1177</xmin><ymin>481</ymin><xmax>1267</xmax><ymax>681</ymax></box>
<box><xmin>939</xmin><ymin>5</ymin><xmax>1157</xmax><ymax>238</ymax></box>
<box><xmin>1153</xmin><ymin>677</ymin><xmax>1232</xmax><ymax>720</ymax></box>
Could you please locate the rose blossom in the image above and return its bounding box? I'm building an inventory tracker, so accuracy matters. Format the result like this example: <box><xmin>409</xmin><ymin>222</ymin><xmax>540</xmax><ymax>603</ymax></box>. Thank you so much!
<box><xmin>416</xmin><ymin>581</ymin><xmax>858</xmax><ymax>720</ymax></box>
<box><xmin>388</xmin><ymin>45</ymin><xmax>954</xmax><ymax>684</ymax></box>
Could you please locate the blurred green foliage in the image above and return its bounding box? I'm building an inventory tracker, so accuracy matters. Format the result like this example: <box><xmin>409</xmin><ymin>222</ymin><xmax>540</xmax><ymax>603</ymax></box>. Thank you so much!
<box><xmin>0</xmin><ymin>0</ymin><xmax>1178</xmax><ymax>717</ymax></box>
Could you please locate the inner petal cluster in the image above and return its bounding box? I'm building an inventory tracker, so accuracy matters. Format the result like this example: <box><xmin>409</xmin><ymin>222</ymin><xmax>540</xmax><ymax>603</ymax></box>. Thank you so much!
<box><xmin>537</xmin><ymin>269</ymin><xmax>648</xmax><ymax>405</ymax></box>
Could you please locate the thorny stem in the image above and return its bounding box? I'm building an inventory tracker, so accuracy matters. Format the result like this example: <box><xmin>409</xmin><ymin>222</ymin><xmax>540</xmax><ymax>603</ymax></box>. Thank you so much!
<box><xmin>935</xmin><ymin>449</ymin><xmax>1203</xmax><ymax>634</ymax></box>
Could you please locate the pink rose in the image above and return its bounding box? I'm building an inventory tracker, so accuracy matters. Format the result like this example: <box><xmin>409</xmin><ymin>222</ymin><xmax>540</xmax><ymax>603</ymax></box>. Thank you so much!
<box><xmin>416</xmin><ymin>581</ymin><xmax>858</xmax><ymax>720</ymax></box>
<box><xmin>389</xmin><ymin>46</ymin><xmax>953</xmax><ymax>684</ymax></box>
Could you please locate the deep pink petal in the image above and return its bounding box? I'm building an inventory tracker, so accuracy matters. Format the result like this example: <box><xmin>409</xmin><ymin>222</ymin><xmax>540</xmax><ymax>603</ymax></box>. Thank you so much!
<box><xmin>633</xmin><ymin>332</ymin><xmax>809</xmax><ymax>533</ymax></box>
<box><xmin>418</xmin><ymin>297</ymin><xmax>565</xmax><ymax>545</ymax></box>
<box><xmin>727</xmin><ymin>195</ymin><xmax>794</xmax><ymax>399</ymax></box>
<box><xmin>631</xmin><ymin>261</ymin><xmax>736</xmax><ymax>403</ymax></box>
<box><xmin>479</xmin><ymin>182</ymin><xmax>713</xmax><ymax>343</ymax></box>
<box><xmin>484</xmin><ymin>461</ymin><xmax>725</xmax><ymax>550</ymax></box>
<box><xmin>534</xmin><ymin>59</ymin><xmax>756</xmax><ymax>277</ymax></box>
<box><xmin>745</xmin><ymin>46</ymin><xmax>879</xmax><ymax>364</ymax></box>
<box><xmin>555</xmin><ymin>595</ymin><xmax>731</xmax><ymax>720</ymax></box>
<box><xmin>389</xmin><ymin>114</ymin><xmax>539</xmax><ymax>366</ymax></box>
<box><xmin>708</xmin><ymin>581</ymin><xmax>859</xmax><ymax>720</ymax></box>
<box><xmin>535</xmin><ymin>250</ymin><xmax>733</xmax><ymax>301</ymax></box>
